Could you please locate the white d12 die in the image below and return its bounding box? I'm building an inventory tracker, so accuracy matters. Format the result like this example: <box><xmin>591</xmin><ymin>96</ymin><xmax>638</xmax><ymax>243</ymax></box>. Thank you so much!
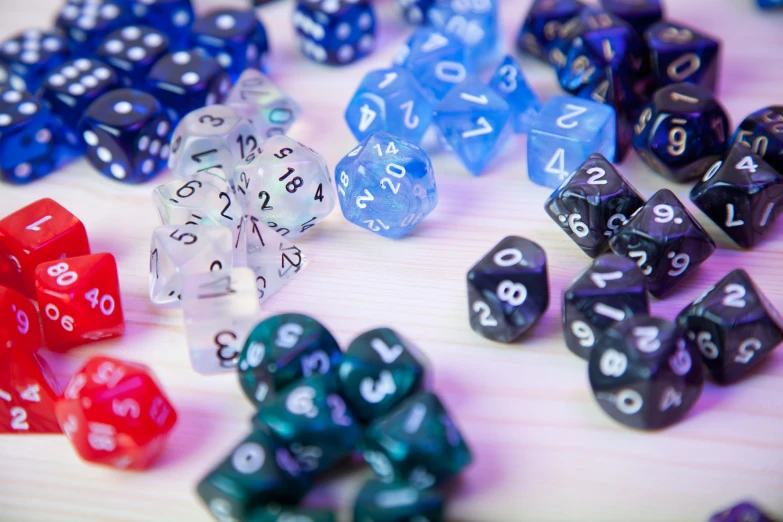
<box><xmin>167</xmin><ymin>104</ymin><xmax>260</xmax><ymax>180</ymax></box>
<box><xmin>149</xmin><ymin>224</ymin><xmax>233</xmax><ymax>305</ymax></box>
<box><xmin>224</xmin><ymin>69</ymin><xmax>302</xmax><ymax>140</ymax></box>
<box><xmin>181</xmin><ymin>267</ymin><xmax>261</xmax><ymax>374</ymax></box>
<box><xmin>234</xmin><ymin>134</ymin><xmax>335</xmax><ymax>239</ymax></box>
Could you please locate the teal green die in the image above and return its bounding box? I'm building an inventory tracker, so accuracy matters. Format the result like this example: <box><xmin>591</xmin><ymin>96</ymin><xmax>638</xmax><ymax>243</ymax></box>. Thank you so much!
<box><xmin>354</xmin><ymin>479</ymin><xmax>444</xmax><ymax>522</ymax></box>
<box><xmin>362</xmin><ymin>392</ymin><xmax>472</xmax><ymax>488</ymax></box>
<box><xmin>196</xmin><ymin>430</ymin><xmax>311</xmax><ymax>522</ymax></box>
<box><xmin>254</xmin><ymin>374</ymin><xmax>363</xmax><ymax>475</ymax></box>
<box><xmin>238</xmin><ymin>314</ymin><xmax>343</xmax><ymax>408</ymax></box>
<box><xmin>339</xmin><ymin>328</ymin><xmax>427</xmax><ymax>423</ymax></box>
<box><xmin>248</xmin><ymin>507</ymin><xmax>336</xmax><ymax>522</ymax></box>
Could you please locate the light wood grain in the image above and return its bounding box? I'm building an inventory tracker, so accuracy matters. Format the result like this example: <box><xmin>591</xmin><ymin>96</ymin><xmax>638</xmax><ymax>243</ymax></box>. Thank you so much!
<box><xmin>1</xmin><ymin>1</ymin><xmax>782</xmax><ymax>521</ymax></box>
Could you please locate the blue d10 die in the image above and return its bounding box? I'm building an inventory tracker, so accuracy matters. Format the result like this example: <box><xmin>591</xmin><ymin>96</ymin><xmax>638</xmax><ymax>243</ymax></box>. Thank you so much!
<box><xmin>191</xmin><ymin>9</ymin><xmax>269</xmax><ymax>82</ymax></box>
<box><xmin>55</xmin><ymin>0</ymin><xmax>133</xmax><ymax>56</ymax></box>
<box><xmin>131</xmin><ymin>0</ymin><xmax>195</xmax><ymax>50</ymax></box>
<box><xmin>427</xmin><ymin>0</ymin><xmax>500</xmax><ymax>68</ymax></box>
<box><xmin>600</xmin><ymin>0</ymin><xmax>663</xmax><ymax>35</ymax></box>
<box><xmin>644</xmin><ymin>21</ymin><xmax>721</xmax><ymax>93</ymax></box>
<box><xmin>79</xmin><ymin>88</ymin><xmax>173</xmax><ymax>183</ymax></box>
<box><xmin>336</xmin><ymin>132</ymin><xmax>438</xmax><ymax>239</ymax></box>
<box><xmin>488</xmin><ymin>55</ymin><xmax>541</xmax><ymax>134</ymax></box>
<box><xmin>395</xmin><ymin>28</ymin><xmax>473</xmax><ymax>101</ymax></box>
<box><xmin>0</xmin><ymin>30</ymin><xmax>69</xmax><ymax>93</ymax></box>
<box><xmin>730</xmin><ymin>106</ymin><xmax>783</xmax><ymax>174</ymax></box>
<box><xmin>96</xmin><ymin>26</ymin><xmax>170</xmax><ymax>89</ymax></box>
<box><xmin>528</xmin><ymin>95</ymin><xmax>616</xmax><ymax>189</ymax></box>
<box><xmin>396</xmin><ymin>0</ymin><xmax>435</xmax><ymax>24</ymax></box>
<box><xmin>516</xmin><ymin>0</ymin><xmax>584</xmax><ymax>65</ymax></box>
<box><xmin>293</xmin><ymin>0</ymin><xmax>376</xmax><ymax>66</ymax></box>
<box><xmin>345</xmin><ymin>67</ymin><xmax>434</xmax><ymax>145</ymax></box>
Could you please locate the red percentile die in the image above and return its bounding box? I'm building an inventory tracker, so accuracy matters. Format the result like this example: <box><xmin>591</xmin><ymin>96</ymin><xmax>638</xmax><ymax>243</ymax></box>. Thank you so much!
<box><xmin>0</xmin><ymin>198</ymin><xmax>90</xmax><ymax>297</ymax></box>
<box><xmin>0</xmin><ymin>348</ymin><xmax>62</xmax><ymax>433</ymax></box>
<box><xmin>56</xmin><ymin>356</ymin><xmax>178</xmax><ymax>470</ymax></box>
<box><xmin>0</xmin><ymin>285</ymin><xmax>42</xmax><ymax>351</ymax></box>
<box><xmin>35</xmin><ymin>253</ymin><xmax>124</xmax><ymax>351</ymax></box>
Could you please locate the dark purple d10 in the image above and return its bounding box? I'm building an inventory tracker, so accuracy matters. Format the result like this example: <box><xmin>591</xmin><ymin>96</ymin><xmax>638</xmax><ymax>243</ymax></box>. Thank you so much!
<box><xmin>130</xmin><ymin>0</ymin><xmax>195</xmax><ymax>50</ymax></box>
<box><xmin>644</xmin><ymin>21</ymin><xmax>721</xmax><ymax>93</ymax></box>
<box><xmin>55</xmin><ymin>0</ymin><xmax>133</xmax><ymax>56</ymax></box>
<box><xmin>730</xmin><ymin>105</ymin><xmax>783</xmax><ymax>175</ymax></box>
<box><xmin>516</xmin><ymin>0</ymin><xmax>584</xmax><ymax>65</ymax></box>
<box><xmin>0</xmin><ymin>30</ymin><xmax>69</xmax><ymax>93</ymax></box>
<box><xmin>709</xmin><ymin>501</ymin><xmax>778</xmax><ymax>522</ymax></box>
<box><xmin>78</xmin><ymin>88</ymin><xmax>172</xmax><ymax>183</ymax></box>
<box><xmin>600</xmin><ymin>0</ymin><xmax>663</xmax><ymax>35</ymax></box>
<box><xmin>294</xmin><ymin>0</ymin><xmax>376</xmax><ymax>66</ymax></box>
<box><xmin>96</xmin><ymin>26</ymin><xmax>170</xmax><ymax>89</ymax></box>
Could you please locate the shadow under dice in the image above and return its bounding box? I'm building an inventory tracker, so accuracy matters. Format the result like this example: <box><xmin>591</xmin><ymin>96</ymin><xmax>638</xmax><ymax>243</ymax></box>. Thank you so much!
<box><xmin>488</xmin><ymin>55</ymin><xmax>541</xmax><ymax>134</ymax></box>
<box><xmin>0</xmin><ymin>30</ymin><xmax>69</xmax><ymax>93</ymax></box>
<box><xmin>610</xmin><ymin>189</ymin><xmax>716</xmax><ymax>298</ymax></box>
<box><xmin>467</xmin><ymin>236</ymin><xmax>549</xmax><ymax>343</ymax></box>
<box><xmin>96</xmin><ymin>26</ymin><xmax>170</xmax><ymax>89</ymax></box>
<box><xmin>516</xmin><ymin>0</ymin><xmax>584</xmax><ymax>64</ymax></box>
<box><xmin>588</xmin><ymin>316</ymin><xmax>704</xmax><ymax>430</ymax></box>
<box><xmin>730</xmin><ymin>105</ymin><xmax>783</xmax><ymax>175</ymax></box>
<box><xmin>336</xmin><ymin>132</ymin><xmax>437</xmax><ymax>239</ymax></box>
<box><xmin>225</xmin><ymin>69</ymin><xmax>301</xmax><ymax>140</ymax></box>
<box><xmin>395</xmin><ymin>28</ymin><xmax>472</xmax><ymax>101</ymax></box>
<box><xmin>0</xmin><ymin>285</ymin><xmax>42</xmax><ymax>351</ymax></box>
<box><xmin>130</xmin><ymin>0</ymin><xmax>195</xmax><ymax>50</ymax></box>
<box><xmin>678</xmin><ymin>269</ymin><xmax>783</xmax><ymax>384</ymax></box>
<box><xmin>644</xmin><ymin>21</ymin><xmax>720</xmax><ymax>93</ymax></box>
<box><xmin>234</xmin><ymin>135</ymin><xmax>335</xmax><ymax>240</ymax></box>
<box><xmin>0</xmin><ymin>348</ymin><xmax>61</xmax><ymax>434</ymax></box>
<box><xmin>354</xmin><ymin>479</ymin><xmax>444</xmax><ymax>522</ymax></box>
<box><xmin>55</xmin><ymin>0</ymin><xmax>133</xmax><ymax>56</ymax></box>
<box><xmin>294</xmin><ymin>0</ymin><xmax>376</xmax><ymax>66</ymax></box>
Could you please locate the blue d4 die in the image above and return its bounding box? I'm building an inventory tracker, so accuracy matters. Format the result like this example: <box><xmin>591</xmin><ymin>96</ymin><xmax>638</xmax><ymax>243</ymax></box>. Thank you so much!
<box><xmin>528</xmin><ymin>95</ymin><xmax>616</xmax><ymax>188</ymax></box>
<box><xmin>427</xmin><ymin>0</ymin><xmax>500</xmax><ymax>68</ymax></box>
<box><xmin>130</xmin><ymin>0</ymin><xmax>195</xmax><ymax>50</ymax></box>
<box><xmin>55</xmin><ymin>0</ymin><xmax>133</xmax><ymax>56</ymax></box>
<box><xmin>335</xmin><ymin>132</ymin><xmax>438</xmax><ymax>239</ymax></box>
<box><xmin>433</xmin><ymin>76</ymin><xmax>511</xmax><ymax>176</ymax></box>
<box><xmin>0</xmin><ymin>30</ymin><xmax>70</xmax><ymax>93</ymax></box>
<box><xmin>293</xmin><ymin>0</ymin><xmax>376</xmax><ymax>66</ymax></box>
<box><xmin>345</xmin><ymin>67</ymin><xmax>433</xmax><ymax>145</ymax></box>
<box><xmin>488</xmin><ymin>55</ymin><xmax>541</xmax><ymax>134</ymax></box>
<box><xmin>96</xmin><ymin>26</ymin><xmax>170</xmax><ymax>89</ymax></box>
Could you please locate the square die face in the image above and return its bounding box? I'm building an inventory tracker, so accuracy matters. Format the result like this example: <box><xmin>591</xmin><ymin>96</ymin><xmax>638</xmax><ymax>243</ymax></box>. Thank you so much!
<box><xmin>0</xmin><ymin>30</ymin><xmax>69</xmax><ymax>92</ymax></box>
<box><xmin>97</xmin><ymin>26</ymin><xmax>170</xmax><ymax>87</ymax></box>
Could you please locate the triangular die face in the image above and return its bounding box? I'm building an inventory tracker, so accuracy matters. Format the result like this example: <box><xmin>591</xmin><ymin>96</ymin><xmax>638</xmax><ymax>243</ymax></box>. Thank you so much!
<box><xmin>0</xmin><ymin>349</ymin><xmax>61</xmax><ymax>434</ymax></box>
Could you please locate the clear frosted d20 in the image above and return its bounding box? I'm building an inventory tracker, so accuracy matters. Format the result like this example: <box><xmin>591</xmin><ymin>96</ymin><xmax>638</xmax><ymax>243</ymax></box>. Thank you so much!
<box><xmin>225</xmin><ymin>69</ymin><xmax>302</xmax><ymax>140</ymax></box>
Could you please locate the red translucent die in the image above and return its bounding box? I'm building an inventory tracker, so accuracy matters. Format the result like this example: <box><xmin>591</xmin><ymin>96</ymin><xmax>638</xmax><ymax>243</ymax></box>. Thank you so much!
<box><xmin>35</xmin><ymin>253</ymin><xmax>124</xmax><ymax>351</ymax></box>
<box><xmin>0</xmin><ymin>348</ymin><xmax>62</xmax><ymax>434</ymax></box>
<box><xmin>56</xmin><ymin>356</ymin><xmax>177</xmax><ymax>470</ymax></box>
<box><xmin>0</xmin><ymin>285</ymin><xmax>42</xmax><ymax>351</ymax></box>
<box><xmin>0</xmin><ymin>198</ymin><xmax>90</xmax><ymax>297</ymax></box>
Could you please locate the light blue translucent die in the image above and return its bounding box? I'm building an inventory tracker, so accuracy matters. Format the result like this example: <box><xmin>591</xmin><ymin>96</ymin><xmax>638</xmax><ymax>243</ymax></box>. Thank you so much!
<box><xmin>345</xmin><ymin>67</ymin><xmax>434</xmax><ymax>146</ymax></box>
<box><xmin>335</xmin><ymin>132</ymin><xmax>438</xmax><ymax>239</ymax></box>
<box><xmin>427</xmin><ymin>0</ymin><xmax>500</xmax><ymax>69</ymax></box>
<box><xmin>488</xmin><ymin>55</ymin><xmax>541</xmax><ymax>134</ymax></box>
<box><xmin>433</xmin><ymin>76</ymin><xmax>512</xmax><ymax>176</ymax></box>
<box><xmin>394</xmin><ymin>27</ymin><xmax>473</xmax><ymax>101</ymax></box>
<box><xmin>528</xmin><ymin>95</ymin><xmax>616</xmax><ymax>189</ymax></box>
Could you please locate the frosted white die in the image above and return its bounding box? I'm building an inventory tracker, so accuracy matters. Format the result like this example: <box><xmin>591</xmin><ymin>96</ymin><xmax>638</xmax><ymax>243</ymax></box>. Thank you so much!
<box><xmin>225</xmin><ymin>69</ymin><xmax>301</xmax><ymax>139</ymax></box>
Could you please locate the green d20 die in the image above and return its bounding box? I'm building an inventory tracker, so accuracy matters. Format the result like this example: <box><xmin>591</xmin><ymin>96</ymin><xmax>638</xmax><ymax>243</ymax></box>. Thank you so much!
<box><xmin>253</xmin><ymin>374</ymin><xmax>363</xmax><ymax>475</ymax></box>
<box><xmin>248</xmin><ymin>507</ymin><xmax>337</xmax><ymax>522</ymax></box>
<box><xmin>354</xmin><ymin>479</ymin><xmax>444</xmax><ymax>522</ymax></box>
<box><xmin>239</xmin><ymin>313</ymin><xmax>343</xmax><ymax>408</ymax></box>
<box><xmin>196</xmin><ymin>430</ymin><xmax>311</xmax><ymax>522</ymax></box>
<box><xmin>339</xmin><ymin>327</ymin><xmax>428</xmax><ymax>423</ymax></box>
<box><xmin>362</xmin><ymin>392</ymin><xmax>472</xmax><ymax>488</ymax></box>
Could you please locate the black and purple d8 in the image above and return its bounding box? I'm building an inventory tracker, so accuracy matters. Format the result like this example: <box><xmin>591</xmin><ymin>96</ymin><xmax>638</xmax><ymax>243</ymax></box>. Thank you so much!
<box><xmin>644</xmin><ymin>21</ymin><xmax>721</xmax><ymax>93</ymax></box>
<box><xmin>730</xmin><ymin>105</ymin><xmax>783</xmax><ymax>174</ymax></box>
<box><xmin>79</xmin><ymin>88</ymin><xmax>172</xmax><ymax>183</ymax></box>
<box><xmin>516</xmin><ymin>0</ymin><xmax>584</xmax><ymax>65</ymax></box>
<box><xmin>0</xmin><ymin>30</ymin><xmax>69</xmax><ymax>93</ymax></box>
<box><xmin>55</xmin><ymin>0</ymin><xmax>133</xmax><ymax>56</ymax></box>
<box><xmin>96</xmin><ymin>26</ymin><xmax>170</xmax><ymax>89</ymax></box>
<box><xmin>130</xmin><ymin>0</ymin><xmax>195</xmax><ymax>50</ymax></box>
<box><xmin>294</xmin><ymin>0</ymin><xmax>376</xmax><ymax>66</ymax></box>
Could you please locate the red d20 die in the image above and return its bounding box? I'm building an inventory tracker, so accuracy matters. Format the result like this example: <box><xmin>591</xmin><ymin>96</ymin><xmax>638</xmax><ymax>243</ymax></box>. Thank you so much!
<box><xmin>56</xmin><ymin>356</ymin><xmax>178</xmax><ymax>470</ymax></box>
<box><xmin>0</xmin><ymin>348</ymin><xmax>62</xmax><ymax>434</ymax></box>
<box><xmin>35</xmin><ymin>253</ymin><xmax>124</xmax><ymax>351</ymax></box>
<box><xmin>0</xmin><ymin>198</ymin><xmax>90</xmax><ymax>297</ymax></box>
<box><xmin>0</xmin><ymin>285</ymin><xmax>42</xmax><ymax>351</ymax></box>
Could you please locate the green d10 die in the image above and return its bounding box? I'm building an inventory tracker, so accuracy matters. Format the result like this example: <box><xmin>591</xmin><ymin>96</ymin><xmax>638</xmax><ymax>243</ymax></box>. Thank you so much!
<box><xmin>248</xmin><ymin>507</ymin><xmax>336</xmax><ymax>522</ymax></box>
<box><xmin>339</xmin><ymin>327</ymin><xmax>428</xmax><ymax>423</ymax></box>
<box><xmin>362</xmin><ymin>392</ymin><xmax>472</xmax><ymax>488</ymax></box>
<box><xmin>238</xmin><ymin>313</ymin><xmax>343</xmax><ymax>408</ymax></box>
<box><xmin>253</xmin><ymin>374</ymin><xmax>363</xmax><ymax>475</ymax></box>
<box><xmin>354</xmin><ymin>479</ymin><xmax>444</xmax><ymax>522</ymax></box>
<box><xmin>196</xmin><ymin>430</ymin><xmax>311</xmax><ymax>522</ymax></box>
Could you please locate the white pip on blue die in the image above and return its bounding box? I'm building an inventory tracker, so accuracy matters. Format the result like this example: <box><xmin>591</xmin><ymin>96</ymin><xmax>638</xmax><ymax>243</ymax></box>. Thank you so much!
<box><xmin>488</xmin><ymin>55</ymin><xmax>541</xmax><ymax>134</ymax></box>
<box><xmin>427</xmin><ymin>0</ymin><xmax>501</xmax><ymax>68</ymax></box>
<box><xmin>225</xmin><ymin>69</ymin><xmax>302</xmax><ymax>140</ymax></box>
<box><xmin>528</xmin><ymin>95</ymin><xmax>616</xmax><ymax>189</ymax></box>
<box><xmin>181</xmin><ymin>267</ymin><xmax>260</xmax><ymax>374</ymax></box>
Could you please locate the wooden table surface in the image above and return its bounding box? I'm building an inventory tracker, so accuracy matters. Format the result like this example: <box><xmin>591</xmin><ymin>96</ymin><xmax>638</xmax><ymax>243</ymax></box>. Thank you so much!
<box><xmin>1</xmin><ymin>0</ymin><xmax>782</xmax><ymax>521</ymax></box>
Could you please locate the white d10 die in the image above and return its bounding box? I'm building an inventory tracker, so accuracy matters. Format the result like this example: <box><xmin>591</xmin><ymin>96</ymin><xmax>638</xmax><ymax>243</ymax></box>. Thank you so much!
<box><xmin>181</xmin><ymin>267</ymin><xmax>261</xmax><ymax>374</ymax></box>
<box><xmin>167</xmin><ymin>104</ymin><xmax>259</xmax><ymax>179</ymax></box>
<box><xmin>149</xmin><ymin>224</ymin><xmax>233</xmax><ymax>305</ymax></box>
<box><xmin>234</xmin><ymin>134</ymin><xmax>335</xmax><ymax>239</ymax></box>
<box><xmin>224</xmin><ymin>69</ymin><xmax>301</xmax><ymax>139</ymax></box>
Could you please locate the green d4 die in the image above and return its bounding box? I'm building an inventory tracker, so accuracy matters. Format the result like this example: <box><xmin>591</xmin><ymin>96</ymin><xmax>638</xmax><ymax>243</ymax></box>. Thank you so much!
<box><xmin>362</xmin><ymin>392</ymin><xmax>472</xmax><ymax>488</ymax></box>
<box><xmin>196</xmin><ymin>430</ymin><xmax>311</xmax><ymax>522</ymax></box>
<box><xmin>339</xmin><ymin>327</ymin><xmax>428</xmax><ymax>423</ymax></box>
<box><xmin>238</xmin><ymin>313</ymin><xmax>343</xmax><ymax>408</ymax></box>
<box><xmin>248</xmin><ymin>507</ymin><xmax>336</xmax><ymax>522</ymax></box>
<box><xmin>254</xmin><ymin>373</ymin><xmax>363</xmax><ymax>475</ymax></box>
<box><xmin>354</xmin><ymin>479</ymin><xmax>444</xmax><ymax>522</ymax></box>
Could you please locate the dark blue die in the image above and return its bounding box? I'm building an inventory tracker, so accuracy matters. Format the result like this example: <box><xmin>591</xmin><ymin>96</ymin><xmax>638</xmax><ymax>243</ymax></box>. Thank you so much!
<box><xmin>396</xmin><ymin>0</ymin><xmax>434</xmax><ymax>24</ymax></box>
<box><xmin>0</xmin><ymin>30</ymin><xmax>70</xmax><ymax>93</ymax></box>
<box><xmin>147</xmin><ymin>50</ymin><xmax>231</xmax><ymax>125</ymax></box>
<box><xmin>644</xmin><ymin>21</ymin><xmax>721</xmax><ymax>93</ymax></box>
<box><xmin>757</xmin><ymin>0</ymin><xmax>783</xmax><ymax>7</ymax></box>
<box><xmin>96</xmin><ymin>26</ymin><xmax>170</xmax><ymax>89</ymax></box>
<box><xmin>599</xmin><ymin>0</ymin><xmax>663</xmax><ymax>36</ymax></box>
<box><xmin>730</xmin><ymin>106</ymin><xmax>783</xmax><ymax>175</ymax></box>
<box><xmin>191</xmin><ymin>9</ymin><xmax>269</xmax><ymax>82</ymax></box>
<box><xmin>516</xmin><ymin>0</ymin><xmax>584</xmax><ymax>65</ymax></box>
<box><xmin>293</xmin><ymin>0</ymin><xmax>376</xmax><ymax>66</ymax></box>
<box><xmin>55</xmin><ymin>0</ymin><xmax>133</xmax><ymax>57</ymax></box>
<box><xmin>130</xmin><ymin>0</ymin><xmax>195</xmax><ymax>50</ymax></box>
<box><xmin>79</xmin><ymin>88</ymin><xmax>172</xmax><ymax>183</ymax></box>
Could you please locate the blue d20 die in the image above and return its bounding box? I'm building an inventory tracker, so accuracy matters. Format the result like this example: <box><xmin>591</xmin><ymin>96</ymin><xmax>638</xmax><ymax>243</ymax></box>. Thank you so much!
<box><xmin>345</xmin><ymin>67</ymin><xmax>434</xmax><ymax>145</ymax></box>
<box><xmin>433</xmin><ymin>76</ymin><xmax>511</xmax><ymax>176</ymax></box>
<box><xmin>528</xmin><ymin>95</ymin><xmax>616</xmax><ymax>188</ymax></box>
<box><xmin>427</xmin><ymin>0</ymin><xmax>500</xmax><ymax>69</ymax></box>
<box><xmin>131</xmin><ymin>0</ymin><xmax>195</xmax><ymax>50</ymax></box>
<box><xmin>488</xmin><ymin>55</ymin><xmax>541</xmax><ymax>134</ymax></box>
<box><xmin>335</xmin><ymin>132</ymin><xmax>438</xmax><ymax>239</ymax></box>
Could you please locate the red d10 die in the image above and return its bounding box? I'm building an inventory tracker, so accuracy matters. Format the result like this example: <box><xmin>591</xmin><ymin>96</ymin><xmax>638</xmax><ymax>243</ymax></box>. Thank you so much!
<box><xmin>0</xmin><ymin>198</ymin><xmax>90</xmax><ymax>297</ymax></box>
<box><xmin>35</xmin><ymin>253</ymin><xmax>124</xmax><ymax>351</ymax></box>
<box><xmin>0</xmin><ymin>285</ymin><xmax>42</xmax><ymax>351</ymax></box>
<box><xmin>56</xmin><ymin>356</ymin><xmax>177</xmax><ymax>470</ymax></box>
<box><xmin>0</xmin><ymin>348</ymin><xmax>62</xmax><ymax>434</ymax></box>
